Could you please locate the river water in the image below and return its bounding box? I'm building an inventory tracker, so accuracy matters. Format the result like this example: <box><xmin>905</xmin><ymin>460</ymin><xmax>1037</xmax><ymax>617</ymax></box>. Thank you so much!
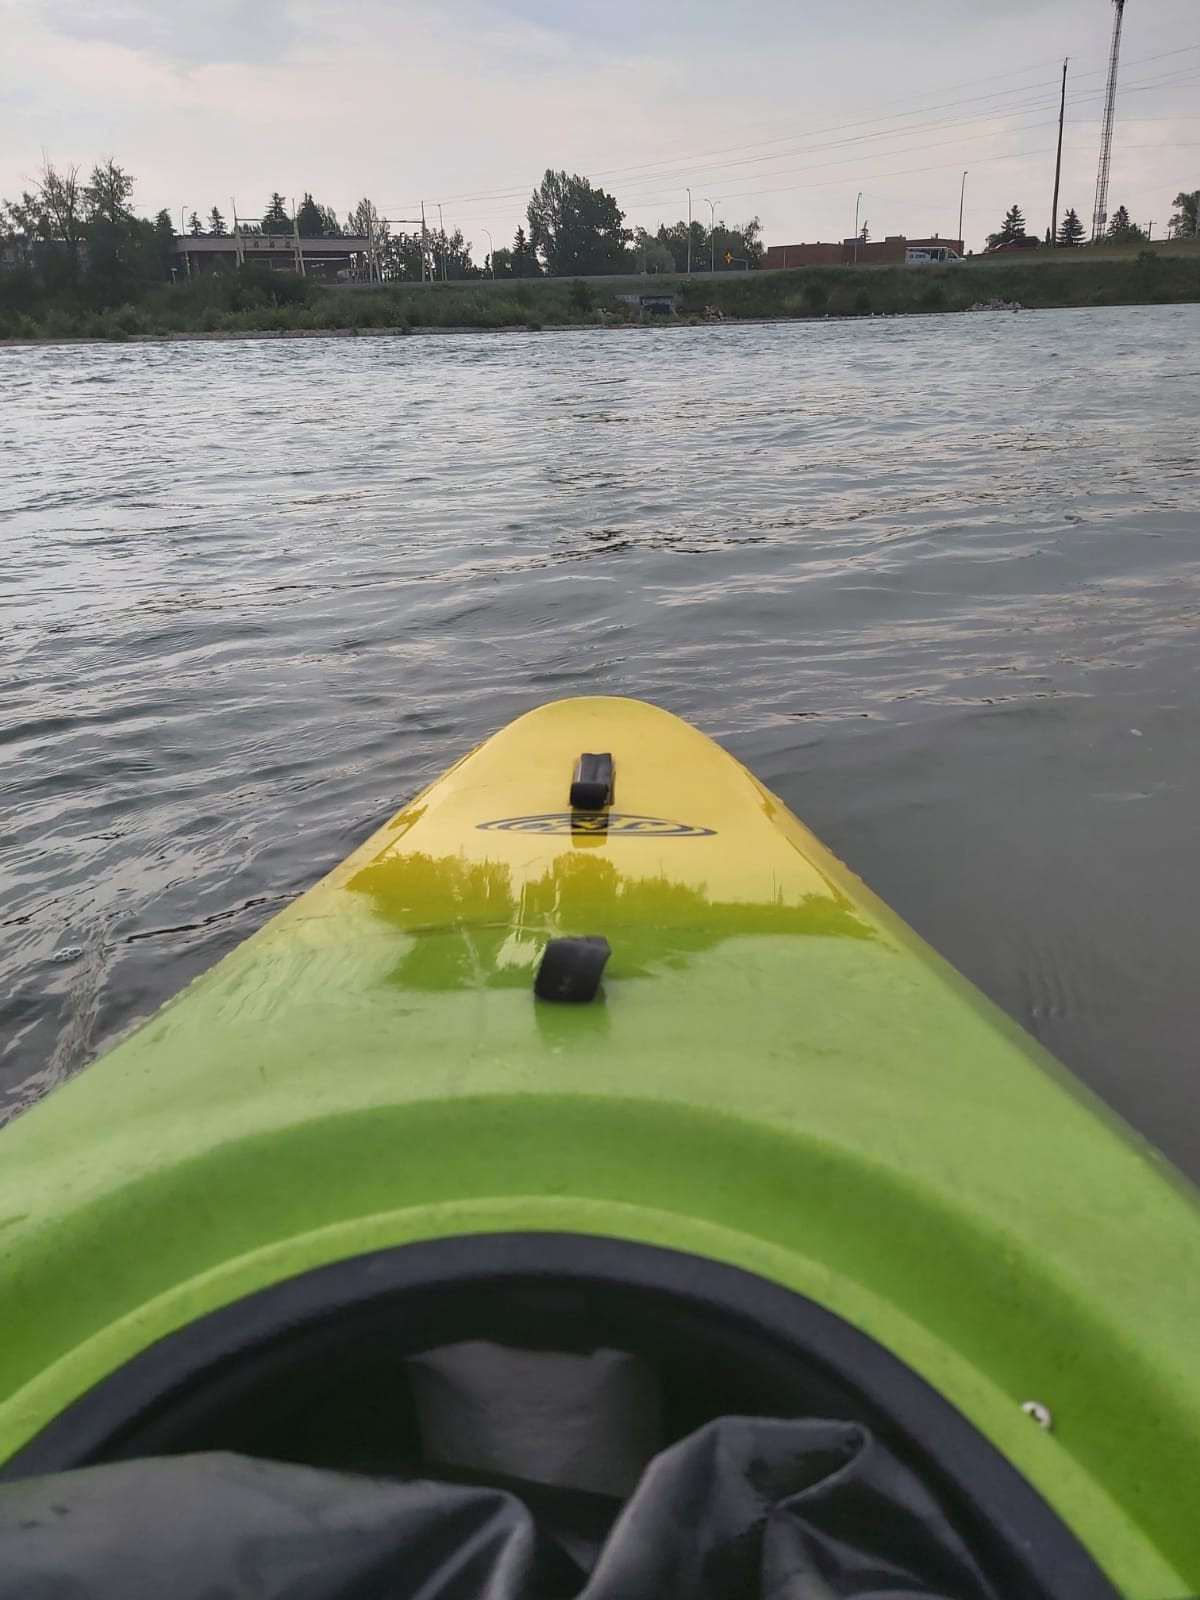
<box><xmin>2</xmin><ymin>308</ymin><xmax>1199</xmax><ymax>1179</ymax></box>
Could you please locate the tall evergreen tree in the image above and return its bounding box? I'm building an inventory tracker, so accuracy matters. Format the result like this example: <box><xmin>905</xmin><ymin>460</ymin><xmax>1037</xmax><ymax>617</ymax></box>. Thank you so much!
<box><xmin>208</xmin><ymin>207</ymin><xmax>227</xmax><ymax>236</ymax></box>
<box><xmin>188</xmin><ymin>211</ymin><xmax>203</xmax><ymax>236</ymax></box>
<box><xmin>986</xmin><ymin>205</ymin><xmax>1030</xmax><ymax>250</ymax></box>
<box><xmin>294</xmin><ymin>193</ymin><xmax>323</xmax><ymax>235</ymax></box>
<box><xmin>1105</xmin><ymin>205</ymin><xmax>1144</xmax><ymax>243</ymax></box>
<box><xmin>1056</xmin><ymin>208</ymin><xmax>1085</xmax><ymax>247</ymax></box>
<box><xmin>262</xmin><ymin>193</ymin><xmax>290</xmax><ymax>230</ymax></box>
<box><xmin>510</xmin><ymin>224</ymin><xmax>541</xmax><ymax>278</ymax></box>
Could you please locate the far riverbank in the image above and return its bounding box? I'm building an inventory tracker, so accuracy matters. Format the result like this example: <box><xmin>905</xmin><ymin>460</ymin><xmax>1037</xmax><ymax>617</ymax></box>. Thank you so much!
<box><xmin>3</xmin><ymin>241</ymin><xmax>1198</xmax><ymax>342</ymax></box>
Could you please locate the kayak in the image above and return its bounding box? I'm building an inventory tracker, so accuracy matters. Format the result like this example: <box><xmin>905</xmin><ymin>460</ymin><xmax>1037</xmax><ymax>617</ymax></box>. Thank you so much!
<box><xmin>0</xmin><ymin>695</ymin><xmax>1197</xmax><ymax>1598</ymax></box>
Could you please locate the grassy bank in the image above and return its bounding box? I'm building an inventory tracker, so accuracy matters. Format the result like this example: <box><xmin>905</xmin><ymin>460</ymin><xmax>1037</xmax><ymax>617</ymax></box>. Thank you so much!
<box><xmin>3</xmin><ymin>241</ymin><xmax>1199</xmax><ymax>341</ymax></box>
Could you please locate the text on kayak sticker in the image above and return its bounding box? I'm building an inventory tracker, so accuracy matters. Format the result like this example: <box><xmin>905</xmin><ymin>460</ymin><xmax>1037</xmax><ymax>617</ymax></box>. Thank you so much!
<box><xmin>478</xmin><ymin>812</ymin><xmax>716</xmax><ymax>838</ymax></box>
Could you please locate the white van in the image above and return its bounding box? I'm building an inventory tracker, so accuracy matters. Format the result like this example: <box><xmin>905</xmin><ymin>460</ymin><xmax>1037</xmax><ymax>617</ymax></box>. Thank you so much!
<box><xmin>905</xmin><ymin>246</ymin><xmax>963</xmax><ymax>264</ymax></box>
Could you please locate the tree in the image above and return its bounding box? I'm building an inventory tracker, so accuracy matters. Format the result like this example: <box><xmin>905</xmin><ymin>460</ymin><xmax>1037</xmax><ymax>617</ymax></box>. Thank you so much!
<box><xmin>721</xmin><ymin>215</ymin><xmax>763</xmax><ymax>269</ymax></box>
<box><xmin>153</xmin><ymin>209</ymin><xmax>177</xmax><ymax>277</ymax></box>
<box><xmin>83</xmin><ymin>159</ymin><xmax>135</xmax><ymax>225</ymax></box>
<box><xmin>1056</xmin><ymin>207</ymin><xmax>1085</xmax><ymax>247</ymax></box>
<box><xmin>263</xmin><ymin>193</ymin><xmax>290</xmax><ymax>230</ymax></box>
<box><xmin>1106</xmin><ymin>205</ymin><xmax>1144</xmax><ymax>243</ymax></box>
<box><xmin>82</xmin><ymin>160</ymin><xmax>145</xmax><ymax>302</ymax></box>
<box><xmin>490</xmin><ymin>246</ymin><xmax>514</xmax><ymax>277</ymax></box>
<box><xmin>429</xmin><ymin>226</ymin><xmax>475</xmax><ymax>279</ymax></box>
<box><xmin>634</xmin><ymin>228</ymin><xmax>675</xmax><ymax>273</ymax></box>
<box><xmin>988</xmin><ymin>204</ymin><xmax>1028</xmax><ymax>248</ymax></box>
<box><xmin>347</xmin><ymin>198</ymin><xmax>385</xmax><ymax>242</ymax></box>
<box><xmin>510</xmin><ymin>224</ymin><xmax>541</xmax><ymax>278</ymax></box>
<box><xmin>294</xmin><ymin>193</ymin><xmax>323</xmax><ymax>235</ymax></box>
<box><xmin>378</xmin><ymin>230</ymin><xmax>425</xmax><ymax>280</ymax></box>
<box><xmin>1168</xmin><ymin>189</ymin><xmax>1199</xmax><ymax>238</ymax></box>
<box><xmin>347</xmin><ymin>199</ymin><xmax>388</xmax><ymax>278</ymax></box>
<box><xmin>188</xmin><ymin>211</ymin><xmax>203</xmax><ymax>235</ymax></box>
<box><xmin>652</xmin><ymin>219</ymin><xmax>704</xmax><ymax>272</ymax></box>
<box><xmin>526</xmin><ymin>169</ymin><xmax>631</xmax><ymax>275</ymax></box>
<box><xmin>208</xmin><ymin>207</ymin><xmax>227</xmax><ymax>236</ymax></box>
<box><xmin>7</xmin><ymin>161</ymin><xmax>87</xmax><ymax>284</ymax></box>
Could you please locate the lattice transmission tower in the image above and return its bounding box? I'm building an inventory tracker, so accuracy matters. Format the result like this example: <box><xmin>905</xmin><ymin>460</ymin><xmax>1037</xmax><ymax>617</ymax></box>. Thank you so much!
<box><xmin>1091</xmin><ymin>0</ymin><xmax>1128</xmax><ymax>241</ymax></box>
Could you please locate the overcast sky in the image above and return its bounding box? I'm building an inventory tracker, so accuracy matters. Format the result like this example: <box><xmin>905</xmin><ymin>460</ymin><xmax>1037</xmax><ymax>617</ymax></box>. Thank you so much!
<box><xmin>2</xmin><ymin>0</ymin><xmax>1196</xmax><ymax>252</ymax></box>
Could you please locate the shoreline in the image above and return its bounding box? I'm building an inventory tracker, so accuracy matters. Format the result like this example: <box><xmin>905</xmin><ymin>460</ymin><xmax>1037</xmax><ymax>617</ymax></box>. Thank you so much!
<box><xmin>6</xmin><ymin>297</ymin><xmax>1198</xmax><ymax>351</ymax></box>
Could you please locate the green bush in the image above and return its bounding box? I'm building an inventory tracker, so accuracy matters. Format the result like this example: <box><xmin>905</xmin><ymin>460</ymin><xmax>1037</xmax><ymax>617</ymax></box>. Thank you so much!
<box><xmin>802</xmin><ymin>280</ymin><xmax>829</xmax><ymax>313</ymax></box>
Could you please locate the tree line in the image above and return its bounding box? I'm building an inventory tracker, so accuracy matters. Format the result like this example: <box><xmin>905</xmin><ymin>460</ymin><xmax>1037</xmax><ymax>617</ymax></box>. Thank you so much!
<box><xmin>987</xmin><ymin>191</ymin><xmax>1199</xmax><ymax>251</ymax></box>
<box><xmin>2</xmin><ymin>160</ymin><xmax>176</xmax><ymax>303</ymax></box>
<box><xmin>6</xmin><ymin>156</ymin><xmax>1196</xmax><ymax>320</ymax></box>
<box><xmin>188</xmin><ymin>171</ymin><xmax>765</xmax><ymax>280</ymax></box>
<box><xmin>2</xmin><ymin>159</ymin><xmax>762</xmax><ymax>304</ymax></box>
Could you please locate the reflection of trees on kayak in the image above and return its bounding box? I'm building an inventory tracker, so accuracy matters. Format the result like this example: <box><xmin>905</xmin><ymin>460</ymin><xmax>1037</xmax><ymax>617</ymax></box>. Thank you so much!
<box><xmin>346</xmin><ymin>848</ymin><xmax>875</xmax><ymax>993</ymax></box>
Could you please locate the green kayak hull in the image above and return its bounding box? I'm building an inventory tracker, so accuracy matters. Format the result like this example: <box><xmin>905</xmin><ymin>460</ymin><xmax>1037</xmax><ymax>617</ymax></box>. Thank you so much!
<box><xmin>0</xmin><ymin>697</ymin><xmax>1197</xmax><ymax>1594</ymax></box>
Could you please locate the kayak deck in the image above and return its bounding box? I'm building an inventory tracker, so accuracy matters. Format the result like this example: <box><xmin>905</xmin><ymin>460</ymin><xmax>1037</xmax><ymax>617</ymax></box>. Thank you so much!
<box><xmin>0</xmin><ymin>696</ymin><xmax>1197</xmax><ymax>1594</ymax></box>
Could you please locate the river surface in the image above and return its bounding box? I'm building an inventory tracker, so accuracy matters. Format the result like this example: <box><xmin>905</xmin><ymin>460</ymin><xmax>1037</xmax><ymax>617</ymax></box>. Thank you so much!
<box><xmin>2</xmin><ymin>308</ymin><xmax>1199</xmax><ymax>1179</ymax></box>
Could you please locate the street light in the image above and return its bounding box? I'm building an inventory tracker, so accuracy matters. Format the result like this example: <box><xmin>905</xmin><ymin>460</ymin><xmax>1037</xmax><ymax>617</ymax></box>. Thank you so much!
<box><xmin>686</xmin><ymin>187</ymin><xmax>692</xmax><ymax>275</ymax></box>
<box><xmin>704</xmin><ymin>198</ymin><xmax>716</xmax><ymax>273</ymax></box>
<box><xmin>958</xmin><ymin>171</ymin><xmax>968</xmax><ymax>255</ymax></box>
<box><xmin>853</xmin><ymin>191</ymin><xmax>862</xmax><ymax>264</ymax></box>
<box><xmin>483</xmin><ymin>228</ymin><xmax>494</xmax><ymax>278</ymax></box>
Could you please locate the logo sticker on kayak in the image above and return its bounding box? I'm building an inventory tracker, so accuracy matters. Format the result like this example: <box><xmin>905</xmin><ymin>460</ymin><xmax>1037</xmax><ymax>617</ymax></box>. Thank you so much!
<box><xmin>478</xmin><ymin>812</ymin><xmax>716</xmax><ymax>838</ymax></box>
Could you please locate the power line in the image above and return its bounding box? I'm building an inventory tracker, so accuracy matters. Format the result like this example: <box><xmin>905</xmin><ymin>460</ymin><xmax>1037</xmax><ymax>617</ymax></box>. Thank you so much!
<box><xmin>436</xmin><ymin>61</ymin><xmax>1200</xmax><ymax>228</ymax></box>
<box><xmin>442</xmin><ymin>70</ymin><xmax>1199</xmax><ymax>226</ymax></box>
<box><xmin>415</xmin><ymin>40</ymin><xmax>1200</xmax><ymax>214</ymax></box>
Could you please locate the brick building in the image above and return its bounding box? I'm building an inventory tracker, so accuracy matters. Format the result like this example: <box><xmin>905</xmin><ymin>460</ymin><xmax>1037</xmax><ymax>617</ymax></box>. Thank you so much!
<box><xmin>765</xmin><ymin>235</ymin><xmax>964</xmax><ymax>269</ymax></box>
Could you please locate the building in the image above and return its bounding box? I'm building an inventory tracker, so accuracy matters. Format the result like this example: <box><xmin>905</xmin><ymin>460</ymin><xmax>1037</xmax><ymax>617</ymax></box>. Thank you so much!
<box><xmin>765</xmin><ymin>235</ymin><xmax>964</xmax><ymax>269</ymax></box>
<box><xmin>171</xmin><ymin>230</ymin><xmax>371</xmax><ymax>283</ymax></box>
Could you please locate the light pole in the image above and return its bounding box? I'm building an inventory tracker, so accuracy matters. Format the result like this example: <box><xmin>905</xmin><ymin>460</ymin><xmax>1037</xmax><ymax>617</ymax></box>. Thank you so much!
<box><xmin>686</xmin><ymin>187</ymin><xmax>692</xmax><ymax>275</ymax></box>
<box><xmin>180</xmin><ymin>204</ymin><xmax>188</xmax><ymax>237</ymax></box>
<box><xmin>704</xmin><ymin>198</ymin><xmax>715</xmax><ymax>273</ymax></box>
<box><xmin>958</xmin><ymin>170</ymin><xmax>968</xmax><ymax>255</ymax></box>
<box><xmin>437</xmin><ymin>202</ymin><xmax>447</xmax><ymax>281</ymax></box>
<box><xmin>483</xmin><ymin>228</ymin><xmax>494</xmax><ymax>278</ymax></box>
<box><xmin>854</xmin><ymin>191</ymin><xmax>862</xmax><ymax>264</ymax></box>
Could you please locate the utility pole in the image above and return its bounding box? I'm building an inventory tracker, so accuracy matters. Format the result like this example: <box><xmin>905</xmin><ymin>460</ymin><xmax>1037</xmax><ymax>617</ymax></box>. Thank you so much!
<box><xmin>1050</xmin><ymin>57</ymin><xmax>1068</xmax><ymax>246</ymax></box>
<box><xmin>1092</xmin><ymin>0</ymin><xmax>1128</xmax><ymax>242</ymax></box>
<box><xmin>420</xmin><ymin>201</ymin><xmax>427</xmax><ymax>283</ymax></box>
<box><xmin>705</xmin><ymin>198</ymin><xmax>716</xmax><ymax>273</ymax></box>
<box><xmin>958</xmin><ymin>171</ymin><xmax>968</xmax><ymax>254</ymax></box>
<box><xmin>686</xmin><ymin>187</ymin><xmax>692</xmax><ymax>274</ymax></box>
<box><xmin>291</xmin><ymin>198</ymin><xmax>305</xmax><ymax>277</ymax></box>
<box><xmin>854</xmin><ymin>192</ymin><xmax>862</xmax><ymax>264</ymax></box>
<box><xmin>437</xmin><ymin>202</ymin><xmax>447</xmax><ymax>281</ymax></box>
